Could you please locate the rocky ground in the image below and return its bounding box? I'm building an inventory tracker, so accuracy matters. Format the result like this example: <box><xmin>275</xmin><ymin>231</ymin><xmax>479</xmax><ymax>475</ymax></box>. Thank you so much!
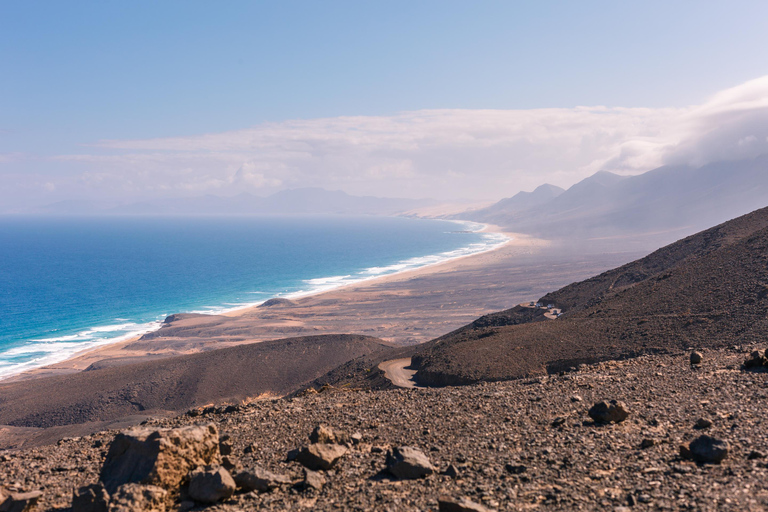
<box><xmin>2</xmin><ymin>346</ymin><xmax>768</xmax><ymax>511</ymax></box>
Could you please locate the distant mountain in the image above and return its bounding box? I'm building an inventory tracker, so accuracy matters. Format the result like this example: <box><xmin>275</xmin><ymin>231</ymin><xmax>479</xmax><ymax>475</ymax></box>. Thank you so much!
<box><xmin>36</xmin><ymin>188</ymin><xmax>437</xmax><ymax>216</ymax></box>
<box><xmin>461</xmin><ymin>155</ymin><xmax>768</xmax><ymax>244</ymax></box>
<box><xmin>464</xmin><ymin>183</ymin><xmax>564</xmax><ymax>220</ymax></box>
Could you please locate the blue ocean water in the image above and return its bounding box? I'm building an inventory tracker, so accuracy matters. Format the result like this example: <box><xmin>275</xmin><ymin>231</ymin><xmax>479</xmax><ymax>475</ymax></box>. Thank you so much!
<box><xmin>0</xmin><ymin>215</ymin><xmax>507</xmax><ymax>378</ymax></box>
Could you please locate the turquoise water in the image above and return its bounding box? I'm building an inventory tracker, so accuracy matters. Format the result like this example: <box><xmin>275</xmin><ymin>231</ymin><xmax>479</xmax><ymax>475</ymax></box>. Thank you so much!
<box><xmin>0</xmin><ymin>215</ymin><xmax>506</xmax><ymax>378</ymax></box>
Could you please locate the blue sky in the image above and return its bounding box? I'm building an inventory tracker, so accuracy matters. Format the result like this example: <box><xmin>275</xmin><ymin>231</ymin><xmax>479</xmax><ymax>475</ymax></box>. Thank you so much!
<box><xmin>2</xmin><ymin>1</ymin><xmax>768</xmax><ymax>207</ymax></box>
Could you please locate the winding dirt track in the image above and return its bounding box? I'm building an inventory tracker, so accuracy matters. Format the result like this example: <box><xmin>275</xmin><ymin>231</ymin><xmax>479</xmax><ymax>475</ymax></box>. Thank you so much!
<box><xmin>378</xmin><ymin>358</ymin><xmax>419</xmax><ymax>388</ymax></box>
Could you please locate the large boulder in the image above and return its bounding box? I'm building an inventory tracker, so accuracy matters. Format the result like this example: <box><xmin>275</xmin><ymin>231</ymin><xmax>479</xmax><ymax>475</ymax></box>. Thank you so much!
<box><xmin>108</xmin><ymin>484</ymin><xmax>166</xmax><ymax>512</ymax></box>
<box><xmin>295</xmin><ymin>443</ymin><xmax>348</xmax><ymax>471</ymax></box>
<box><xmin>187</xmin><ymin>466</ymin><xmax>236</xmax><ymax>504</ymax></box>
<box><xmin>100</xmin><ymin>424</ymin><xmax>220</xmax><ymax>494</ymax></box>
<box><xmin>386</xmin><ymin>446</ymin><xmax>435</xmax><ymax>480</ymax></box>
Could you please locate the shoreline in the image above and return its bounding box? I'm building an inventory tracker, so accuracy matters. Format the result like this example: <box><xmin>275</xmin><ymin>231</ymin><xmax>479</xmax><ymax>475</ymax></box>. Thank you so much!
<box><xmin>1</xmin><ymin>221</ymin><xmax>517</xmax><ymax>382</ymax></box>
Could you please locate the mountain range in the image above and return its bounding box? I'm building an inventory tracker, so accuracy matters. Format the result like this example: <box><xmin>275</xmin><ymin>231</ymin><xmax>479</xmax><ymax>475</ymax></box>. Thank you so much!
<box><xmin>459</xmin><ymin>155</ymin><xmax>768</xmax><ymax>245</ymax></box>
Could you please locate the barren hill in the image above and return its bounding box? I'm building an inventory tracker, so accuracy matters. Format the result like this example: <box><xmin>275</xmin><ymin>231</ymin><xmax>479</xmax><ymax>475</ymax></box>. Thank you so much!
<box><xmin>412</xmin><ymin>205</ymin><xmax>768</xmax><ymax>385</ymax></box>
<box><xmin>0</xmin><ymin>334</ymin><xmax>394</xmax><ymax>431</ymax></box>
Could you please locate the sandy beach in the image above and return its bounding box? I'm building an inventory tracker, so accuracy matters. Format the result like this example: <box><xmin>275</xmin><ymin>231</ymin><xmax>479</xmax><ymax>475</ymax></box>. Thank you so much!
<box><xmin>7</xmin><ymin>227</ymin><xmax>647</xmax><ymax>382</ymax></box>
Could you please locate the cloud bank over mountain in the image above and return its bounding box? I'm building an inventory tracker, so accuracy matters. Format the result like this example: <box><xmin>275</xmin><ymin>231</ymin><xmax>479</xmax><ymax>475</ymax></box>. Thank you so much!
<box><xmin>3</xmin><ymin>76</ymin><xmax>768</xmax><ymax>210</ymax></box>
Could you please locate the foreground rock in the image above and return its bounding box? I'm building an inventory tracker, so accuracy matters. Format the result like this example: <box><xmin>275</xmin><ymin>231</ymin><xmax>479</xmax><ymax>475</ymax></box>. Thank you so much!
<box><xmin>109</xmin><ymin>484</ymin><xmax>166</xmax><ymax>512</ymax></box>
<box><xmin>587</xmin><ymin>400</ymin><xmax>629</xmax><ymax>424</ymax></box>
<box><xmin>744</xmin><ymin>349</ymin><xmax>768</xmax><ymax>368</ymax></box>
<box><xmin>0</xmin><ymin>490</ymin><xmax>43</xmax><ymax>512</ymax></box>
<box><xmin>680</xmin><ymin>435</ymin><xmax>730</xmax><ymax>464</ymax></box>
<box><xmin>438</xmin><ymin>496</ymin><xmax>495</xmax><ymax>512</ymax></box>
<box><xmin>690</xmin><ymin>350</ymin><xmax>703</xmax><ymax>365</ymax></box>
<box><xmin>301</xmin><ymin>468</ymin><xmax>326</xmax><ymax>491</ymax></box>
<box><xmin>188</xmin><ymin>466</ymin><xmax>235</xmax><ymax>504</ymax></box>
<box><xmin>234</xmin><ymin>466</ymin><xmax>291</xmax><ymax>492</ymax></box>
<box><xmin>72</xmin><ymin>483</ymin><xmax>109</xmax><ymax>512</ymax></box>
<box><xmin>308</xmin><ymin>424</ymin><xmax>350</xmax><ymax>446</ymax></box>
<box><xmin>295</xmin><ymin>443</ymin><xmax>347</xmax><ymax>471</ymax></box>
<box><xmin>100</xmin><ymin>424</ymin><xmax>220</xmax><ymax>493</ymax></box>
<box><xmin>386</xmin><ymin>446</ymin><xmax>435</xmax><ymax>479</ymax></box>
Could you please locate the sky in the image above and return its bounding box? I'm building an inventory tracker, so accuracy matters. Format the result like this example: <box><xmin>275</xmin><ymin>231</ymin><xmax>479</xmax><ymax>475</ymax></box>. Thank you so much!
<box><xmin>2</xmin><ymin>1</ymin><xmax>768</xmax><ymax>210</ymax></box>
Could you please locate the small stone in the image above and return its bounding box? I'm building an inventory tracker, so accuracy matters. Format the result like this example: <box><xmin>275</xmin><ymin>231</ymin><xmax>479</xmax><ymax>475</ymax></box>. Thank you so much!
<box><xmin>588</xmin><ymin>400</ymin><xmax>629</xmax><ymax>424</ymax></box>
<box><xmin>296</xmin><ymin>443</ymin><xmax>348</xmax><ymax>471</ymax></box>
<box><xmin>0</xmin><ymin>490</ymin><xmax>43</xmax><ymax>512</ymax></box>
<box><xmin>108</xmin><ymin>484</ymin><xmax>166</xmax><ymax>512</ymax></box>
<box><xmin>72</xmin><ymin>483</ymin><xmax>109</xmax><ymax>512</ymax></box>
<box><xmin>234</xmin><ymin>466</ymin><xmax>291</xmax><ymax>492</ymax></box>
<box><xmin>308</xmin><ymin>425</ymin><xmax>350</xmax><ymax>446</ymax></box>
<box><xmin>748</xmin><ymin>450</ymin><xmax>766</xmax><ymax>460</ymax></box>
<box><xmin>444</xmin><ymin>464</ymin><xmax>460</xmax><ymax>478</ymax></box>
<box><xmin>504</xmin><ymin>463</ymin><xmax>527</xmax><ymax>474</ymax></box>
<box><xmin>694</xmin><ymin>418</ymin><xmax>713</xmax><ymax>429</ymax></box>
<box><xmin>188</xmin><ymin>466</ymin><xmax>236</xmax><ymax>504</ymax></box>
<box><xmin>219</xmin><ymin>434</ymin><xmax>233</xmax><ymax>456</ymax></box>
<box><xmin>680</xmin><ymin>435</ymin><xmax>729</xmax><ymax>464</ymax></box>
<box><xmin>386</xmin><ymin>446</ymin><xmax>435</xmax><ymax>480</ymax></box>
<box><xmin>438</xmin><ymin>495</ymin><xmax>495</xmax><ymax>512</ymax></box>
<box><xmin>744</xmin><ymin>350</ymin><xmax>767</xmax><ymax>368</ymax></box>
<box><xmin>690</xmin><ymin>351</ymin><xmax>703</xmax><ymax>365</ymax></box>
<box><xmin>640</xmin><ymin>438</ymin><xmax>656</xmax><ymax>449</ymax></box>
<box><xmin>221</xmin><ymin>456</ymin><xmax>241</xmax><ymax>473</ymax></box>
<box><xmin>350</xmin><ymin>432</ymin><xmax>363</xmax><ymax>445</ymax></box>
<box><xmin>301</xmin><ymin>468</ymin><xmax>326</xmax><ymax>490</ymax></box>
<box><xmin>178</xmin><ymin>501</ymin><xmax>195</xmax><ymax>512</ymax></box>
<box><xmin>571</xmin><ymin>395</ymin><xmax>583</xmax><ymax>402</ymax></box>
<box><xmin>551</xmin><ymin>417</ymin><xmax>566</xmax><ymax>427</ymax></box>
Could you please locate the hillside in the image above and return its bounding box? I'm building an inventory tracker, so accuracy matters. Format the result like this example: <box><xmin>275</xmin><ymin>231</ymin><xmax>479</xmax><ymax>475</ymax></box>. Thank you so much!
<box><xmin>0</xmin><ymin>335</ymin><xmax>394</xmax><ymax>433</ymax></box>
<box><xmin>411</xmin><ymin>205</ymin><xmax>768</xmax><ymax>385</ymax></box>
<box><xmin>462</xmin><ymin>156</ymin><xmax>768</xmax><ymax>243</ymax></box>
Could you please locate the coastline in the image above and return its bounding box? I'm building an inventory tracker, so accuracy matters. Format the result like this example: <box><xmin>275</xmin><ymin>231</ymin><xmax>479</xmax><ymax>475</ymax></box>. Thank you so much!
<box><xmin>2</xmin><ymin>222</ymin><xmax>519</xmax><ymax>382</ymax></box>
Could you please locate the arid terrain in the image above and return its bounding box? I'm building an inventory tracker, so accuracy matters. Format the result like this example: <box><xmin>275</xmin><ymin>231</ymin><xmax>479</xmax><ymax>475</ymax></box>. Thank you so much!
<box><xmin>2</xmin><ymin>348</ymin><xmax>767</xmax><ymax>511</ymax></box>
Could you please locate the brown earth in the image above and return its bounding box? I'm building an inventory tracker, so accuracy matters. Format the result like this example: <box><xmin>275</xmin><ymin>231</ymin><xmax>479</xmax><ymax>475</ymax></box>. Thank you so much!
<box><xmin>2</xmin><ymin>348</ymin><xmax>768</xmax><ymax>511</ymax></box>
<box><xmin>0</xmin><ymin>335</ymin><xmax>393</xmax><ymax>440</ymax></box>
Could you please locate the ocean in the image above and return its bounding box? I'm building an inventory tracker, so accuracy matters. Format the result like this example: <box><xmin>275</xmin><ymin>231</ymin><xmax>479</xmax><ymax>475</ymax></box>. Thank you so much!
<box><xmin>0</xmin><ymin>215</ymin><xmax>507</xmax><ymax>379</ymax></box>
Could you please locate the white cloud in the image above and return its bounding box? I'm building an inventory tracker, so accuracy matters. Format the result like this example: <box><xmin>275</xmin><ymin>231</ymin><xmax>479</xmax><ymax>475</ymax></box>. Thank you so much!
<box><xmin>7</xmin><ymin>76</ymin><xmax>768</xmax><ymax>204</ymax></box>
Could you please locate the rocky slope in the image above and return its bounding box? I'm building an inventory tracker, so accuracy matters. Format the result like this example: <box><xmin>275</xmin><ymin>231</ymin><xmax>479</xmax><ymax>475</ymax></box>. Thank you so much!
<box><xmin>2</xmin><ymin>347</ymin><xmax>767</xmax><ymax>511</ymax></box>
<box><xmin>409</xmin><ymin>205</ymin><xmax>768</xmax><ymax>385</ymax></box>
